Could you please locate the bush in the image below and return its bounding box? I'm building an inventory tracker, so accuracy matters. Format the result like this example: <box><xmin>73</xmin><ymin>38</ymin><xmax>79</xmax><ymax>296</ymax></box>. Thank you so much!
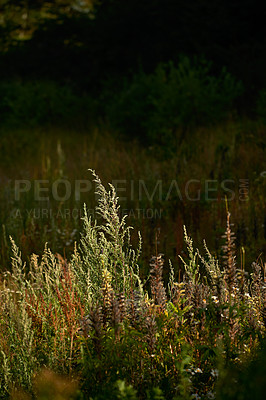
<box><xmin>0</xmin><ymin>80</ymin><xmax>93</xmax><ymax>128</ymax></box>
<box><xmin>104</xmin><ymin>57</ymin><xmax>243</xmax><ymax>146</ymax></box>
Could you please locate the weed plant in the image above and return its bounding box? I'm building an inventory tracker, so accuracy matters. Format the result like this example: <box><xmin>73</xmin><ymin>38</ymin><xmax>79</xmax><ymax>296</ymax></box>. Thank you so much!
<box><xmin>0</xmin><ymin>171</ymin><xmax>265</xmax><ymax>399</ymax></box>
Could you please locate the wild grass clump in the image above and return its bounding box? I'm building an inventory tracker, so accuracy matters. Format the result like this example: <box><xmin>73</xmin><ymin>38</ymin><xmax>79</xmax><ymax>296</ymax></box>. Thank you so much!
<box><xmin>0</xmin><ymin>171</ymin><xmax>265</xmax><ymax>399</ymax></box>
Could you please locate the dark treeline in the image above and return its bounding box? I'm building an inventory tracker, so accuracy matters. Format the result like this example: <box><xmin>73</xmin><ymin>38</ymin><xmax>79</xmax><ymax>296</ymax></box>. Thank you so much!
<box><xmin>0</xmin><ymin>0</ymin><xmax>266</xmax><ymax>97</ymax></box>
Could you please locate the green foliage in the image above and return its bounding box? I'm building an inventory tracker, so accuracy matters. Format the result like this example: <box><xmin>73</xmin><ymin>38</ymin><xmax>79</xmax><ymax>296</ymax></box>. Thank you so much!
<box><xmin>0</xmin><ymin>0</ymin><xmax>96</xmax><ymax>47</ymax></box>
<box><xmin>74</xmin><ymin>169</ymin><xmax>142</xmax><ymax>300</ymax></box>
<box><xmin>105</xmin><ymin>57</ymin><xmax>243</xmax><ymax>146</ymax></box>
<box><xmin>0</xmin><ymin>172</ymin><xmax>265</xmax><ymax>399</ymax></box>
<box><xmin>0</xmin><ymin>80</ymin><xmax>93</xmax><ymax>128</ymax></box>
<box><xmin>216</xmin><ymin>339</ymin><xmax>266</xmax><ymax>400</ymax></box>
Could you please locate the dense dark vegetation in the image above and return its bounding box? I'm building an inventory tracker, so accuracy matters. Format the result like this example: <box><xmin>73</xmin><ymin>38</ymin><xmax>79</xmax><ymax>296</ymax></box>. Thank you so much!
<box><xmin>1</xmin><ymin>0</ymin><xmax>266</xmax><ymax>132</ymax></box>
<box><xmin>1</xmin><ymin>0</ymin><xmax>266</xmax><ymax>93</ymax></box>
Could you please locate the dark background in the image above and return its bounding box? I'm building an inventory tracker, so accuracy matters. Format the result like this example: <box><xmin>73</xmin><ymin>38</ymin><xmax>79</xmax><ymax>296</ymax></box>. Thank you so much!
<box><xmin>0</xmin><ymin>0</ymin><xmax>266</xmax><ymax>98</ymax></box>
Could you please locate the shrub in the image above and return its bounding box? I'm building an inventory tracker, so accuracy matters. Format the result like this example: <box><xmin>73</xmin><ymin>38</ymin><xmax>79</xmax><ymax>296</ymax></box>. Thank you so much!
<box><xmin>104</xmin><ymin>57</ymin><xmax>243</xmax><ymax>146</ymax></box>
<box><xmin>0</xmin><ymin>80</ymin><xmax>93</xmax><ymax>128</ymax></box>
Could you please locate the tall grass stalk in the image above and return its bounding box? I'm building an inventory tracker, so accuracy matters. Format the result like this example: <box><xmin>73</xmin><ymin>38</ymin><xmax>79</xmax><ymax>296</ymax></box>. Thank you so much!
<box><xmin>0</xmin><ymin>172</ymin><xmax>265</xmax><ymax>399</ymax></box>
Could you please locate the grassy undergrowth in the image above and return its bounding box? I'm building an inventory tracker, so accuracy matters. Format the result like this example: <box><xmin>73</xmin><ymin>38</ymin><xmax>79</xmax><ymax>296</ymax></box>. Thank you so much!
<box><xmin>0</xmin><ymin>121</ymin><xmax>265</xmax><ymax>272</ymax></box>
<box><xmin>0</xmin><ymin>171</ymin><xmax>265</xmax><ymax>399</ymax></box>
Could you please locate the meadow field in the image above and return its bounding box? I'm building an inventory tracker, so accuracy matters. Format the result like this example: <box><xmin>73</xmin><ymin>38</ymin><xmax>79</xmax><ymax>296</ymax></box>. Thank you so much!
<box><xmin>0</xmin><ymin>2</ymin><xmax>266</xmax><ymax>397</ymax></box>
<box><xmin>0</xmin><ymin>118</ymin><xmax>265</xmax><ymax>399</ymax></box>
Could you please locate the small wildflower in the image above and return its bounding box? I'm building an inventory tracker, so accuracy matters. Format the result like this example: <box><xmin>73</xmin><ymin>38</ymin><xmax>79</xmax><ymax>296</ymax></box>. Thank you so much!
<box><xmin>211</xmin><ymin>369</ymin><xmax>219</xmax><ymax>378</ymax></box>
<box><xmin>185</xmin><ymin>368</ymin><xmax>194</xmax><ymax>375</ymax></box>
<box><xmin>194</xmin><ymin>368</ymin><xmax>203</xmax><ymax>373</ymax></box>
<box><xmin>191</xmin><ymin>394</ymin><xmax>201</xmax><ymax>400</ymax></box>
